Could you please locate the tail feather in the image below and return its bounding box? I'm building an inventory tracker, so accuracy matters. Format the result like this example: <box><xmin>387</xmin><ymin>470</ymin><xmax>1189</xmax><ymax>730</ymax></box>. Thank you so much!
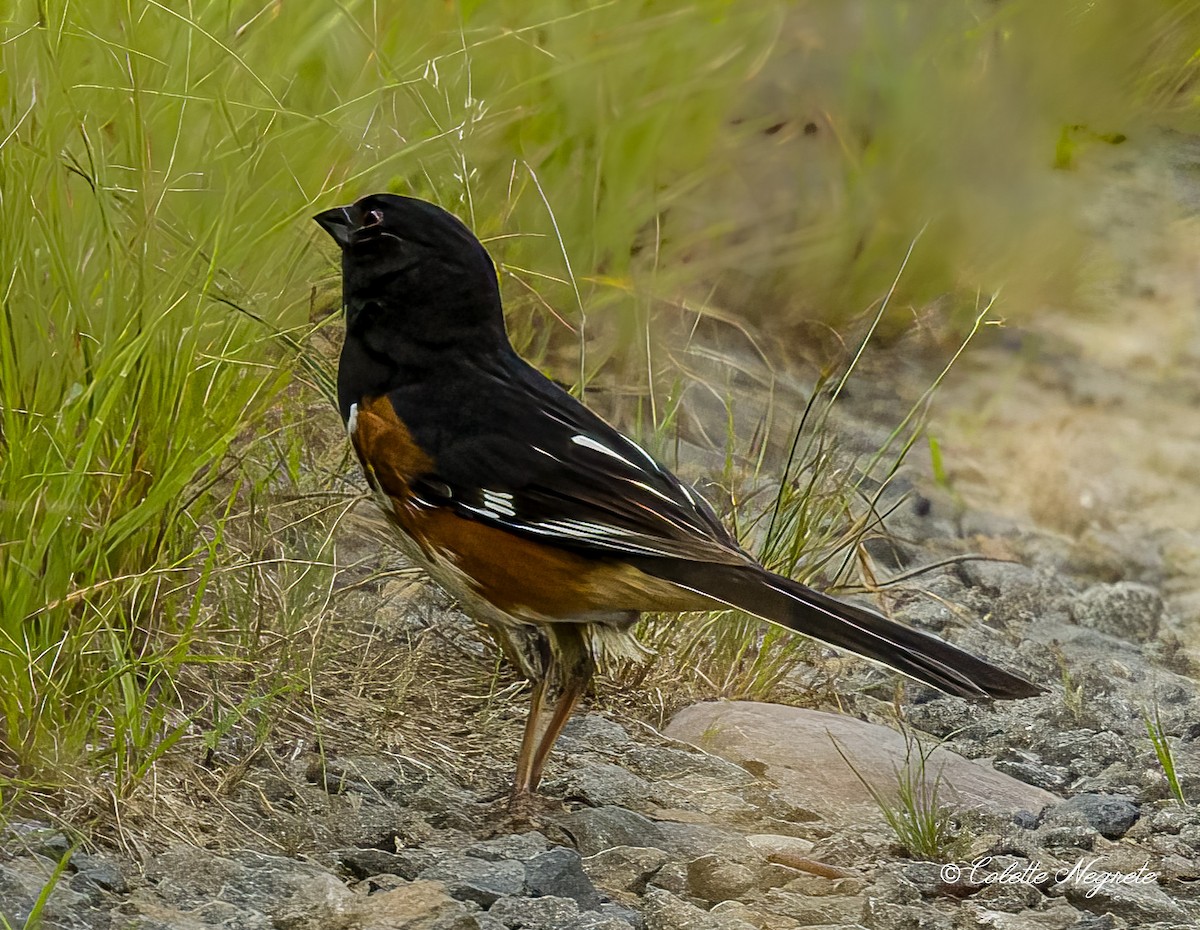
<box><xmin>645</xmin><ymin>559</ymin><xmax>1042</xmax><ymax>700</ymax></box>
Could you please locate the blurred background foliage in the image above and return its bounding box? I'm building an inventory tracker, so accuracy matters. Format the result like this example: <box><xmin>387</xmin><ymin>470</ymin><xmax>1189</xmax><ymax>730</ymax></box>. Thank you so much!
<box><xmin>1</xmin><ymin>0</ymin><xmax>1198</xmax><ymax>817</ymax></box>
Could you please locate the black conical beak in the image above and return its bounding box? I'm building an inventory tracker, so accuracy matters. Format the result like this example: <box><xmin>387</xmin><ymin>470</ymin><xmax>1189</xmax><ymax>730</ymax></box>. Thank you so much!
<box><xmin>313</xmin><ymin>205</ymin><xmax>355</xmax><ymax>249</ymax></box>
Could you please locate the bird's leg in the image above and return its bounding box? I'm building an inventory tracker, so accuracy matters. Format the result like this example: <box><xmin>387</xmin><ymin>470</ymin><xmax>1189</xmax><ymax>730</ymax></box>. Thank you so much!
<box><xmin>511</xmin><ymin>675</ymin><xmax>549</xmax><ymax>802</ymax></box>
<box><xmin>484</xmin><ymin>623</ymin><xmax>550</xmax><ymax>806</ymax></box>
<box><xmin>509</xmin><ymin>623</ymin><xmax>595</xmax><ymax>812</ymax></box>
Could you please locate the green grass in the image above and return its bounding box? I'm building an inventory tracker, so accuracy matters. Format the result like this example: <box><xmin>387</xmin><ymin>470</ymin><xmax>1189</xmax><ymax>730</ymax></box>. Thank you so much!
<box><xmin>1145</xmin><ymin>705</ymin><xmax>1187</xmax><ymax>806</ymax></box>
<box><xmin>0</xmin><ymin>845</ymin><xmax>73</xmax><ymax>930</ymax></box>
<box><xmin>833</xmin><ymin>727</ymin><xmax>970</xmax><ymax>861</ymax></box>
<box><xmin>1</xmin><ymin>0</ymin><xmax>1198</xmax><ymax>828</ymax></box>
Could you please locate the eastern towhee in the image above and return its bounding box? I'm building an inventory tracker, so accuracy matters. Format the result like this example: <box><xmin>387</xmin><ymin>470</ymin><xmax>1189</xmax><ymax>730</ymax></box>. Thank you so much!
<box><xmin>314</xmin><ymin>194</ymin><xmax>1041</xmax><ymax>809</ymax></box>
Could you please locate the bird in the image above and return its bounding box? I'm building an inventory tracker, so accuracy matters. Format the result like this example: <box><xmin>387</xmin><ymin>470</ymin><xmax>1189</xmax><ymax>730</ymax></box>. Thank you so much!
<box><xmin>313</xmin><ymin>193</ymin><xmax>1042</xmax><ymax>811</ymax></box>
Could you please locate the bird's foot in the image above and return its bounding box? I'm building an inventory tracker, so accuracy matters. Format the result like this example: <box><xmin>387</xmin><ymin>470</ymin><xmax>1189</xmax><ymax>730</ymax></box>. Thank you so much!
<box><xmin>483</xmin><ymin>789</ymin><xmax>566</xmax><ymax>836</ymax></box>
<box><xmin>508</xmin><ymin>788</ymin><xmax>562</xmax><ymax>818</ymax></box>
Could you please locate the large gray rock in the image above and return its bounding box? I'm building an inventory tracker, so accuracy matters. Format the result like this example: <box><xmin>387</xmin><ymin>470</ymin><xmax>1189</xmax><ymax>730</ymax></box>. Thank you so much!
<box><xmin>641</xmin><ymin>888</ymin><xmax>758</xmax><ymax>930</ymax></box>
<box><xmin>336</xmin><ymin>846</ymin><xmax>434</xmax><ymax>880</ymax></box>
<box><xmin>0</xmin><ymin>856</ymin><xmax>93</xmax><ymax>930</ymax></box>
<box><xmin>560</xmin><ymin>807</ymin><xmax>668</xmax><ymax>856</ymax></box>
<box><xmin>558</xmin><ymin>714</ymin><xmax>635</xmax><ymax>752</ymax></box>
<box><xmin>350</xmin><ymin>880</ymin><xmax>479</xmax><ymax>930</ymax></box>
<box><xmin>417</xmin><ymin>855</ymin><xmax>526</xmax><ymax>907</ymax></box>
<box><xmin>1071</xmin><ymin>581</ymin><xmax>1163</xmax><ymax>641</ymax></box>
<box><xmin>950</xmin><ymin>902</ymin><xmax>1083</xmax><ymax>930</ymax></box>
<box><xmin>143</xmin><ymin>846</ymin><xmax>356</xmax><ymax>927</ymax></box>
<box><xmin>524</xmin><ymin>847</ymin><xmax>602</xmax><ymax>909</ymax></box>
<box><xmin>488</xmin><ymin>894</ymin><xmax>580</xmax><ymax>929</ymax></box>
<box><xmin>665</xmin><ymin>702</ymin><xmax>1059</xmax><ymax>826</ymax></box>
<box><xmin>861</xmin><ymin>896</ymin><xmax>953</xmax><ymax>930</ymax></box>
<box><xmin>582</xmin><ymin>846</ymin><xmax>670</xmax><ymax>894</ymax></box>
<box><xmin>685</xmin><ymin>855</ymin><xmax>757</xmax><ymax>903</ymax></box>
<box><xmin>551</xmin><ymin>761</ymin><xmax>655</xmax><ymax>809</ymax></box>
<box><xmin>1052</xmin><ymin>864</ymin><xmax>1188</xmax><ymax>924</ymax></box>
<box><xmin>1043</xmin><ymin>793</ymin><xmax>1140</xmax><ymax>840</ymax></box>
<box><xmin>68</xmin><ymin>851</ymin><xmax>131</xmax><ymax>895</ymax></box>
<box><xmin>464</xmin><ymin>832</ymin><xmax>549</xmax><ymax>862</ymax></box>
<box><xmin>91</xmin><ymin>845</ymin><xmax>483</xmax><ymax>930</ymax></box>
<box><xmin>309</xmin><ymin>753</ymin><xmax>424</xmax><ymax>801</ymax></box>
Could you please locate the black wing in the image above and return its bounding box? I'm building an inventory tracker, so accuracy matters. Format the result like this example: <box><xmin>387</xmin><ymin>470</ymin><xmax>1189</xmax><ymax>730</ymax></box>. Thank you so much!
<box><xmin>394</xmin><ymin>355</ymin><xmax>748</xmax><ymax>566</ymax></box>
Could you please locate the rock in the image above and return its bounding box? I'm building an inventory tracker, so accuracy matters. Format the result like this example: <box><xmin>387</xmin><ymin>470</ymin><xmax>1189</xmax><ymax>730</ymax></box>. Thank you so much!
<box><xmin>0</xmin><ymin>820</ymin><xmax>71</xmax><ymax>858</ymax></box>
<box><xmin>1034</xmin><ymin>825</ymin><xmax>1096</xmax><ymax>852</ymax></box>
<box><xmin>0</xmin><ymin>856</ymin><xmax>93</xmax><ymax>929</ymax></box>
<box><xmin>958</xmin><ymin>902</ymin><xmax>1090</xmax><ymax>929</ymax></box>
<box><xmin>1043</xmin><ymin>794</ymin><xmax>1140</xmax><ymax>840</ymax></box>
<box><xmin>861</xmin><ymin>896</ymin><xmax>953</xmax><ymax>930</ymax></box>
<box><xmin>1070</xmin><ymin>582</ymin><xmax>1163</xmax><ymax>641</ymax></box>
<box><xmin>664</xmin><ymin>703</ymin><xmax>1058</xmax><ymax>827</ymax></box>
<box><xmin>740</xmin><ymin>787</ymin><xmax>825</xmax><ymax>826</ymax></box>
<box><xmin>1011</xmin><ymin>810</ymin><xmax>1040</xmax><ymax>830</ymax></box>
<box><xmin>560</xmin><ymin>807</ymin><xmax>668</xmax><ymax>856</ymax></box>
<box><xmin>866</xmin><ymin>869</ymin><xmax>922</xmax><ymax>906</ymax></box>
<box><xmin>488</xmin><ymin>893</ymin><xmax>580</xmax><ymax>929</ymax></box>
<box><xmin>144</xmin><ymin>846</ymin><xmax>355</xmax><ymax>927</ymax></box>
<box><xmin>353</xmin><ymin>873</ymin><xmax>409</xmax><ymax>896</ymax></box>
<box><xmin>685</xmin><ymin>855</ymin><xmax>757</xmax><ymax>903</ymax></box>
<box><xmin>309</xmin><ymin>753</ymin><xmax>421</xmax><ymax>801</ymax></box>
<box><xmin>582</xmin><ymin>846</ymin><xmax>669</xmax><ymax>894</ymax></box>
<box><xmin>464</xmin><ymin>832</ymin><xmax>549</xmax><ymax>862</ymax></box>
<box><xmin>808</xmin><ymin>828</ymin><xmax>894</xmax><ymax>869</ymax></box>
<box><xmin>69</xmin><ymin>851</ymin><xmax>131</xmax><ymax>894</ymax></box>
<box><xmin>653</xmin><ymin>822</ymin><xmax>756</xmax><ymax>862</ymax></box>
<box><xmin>558</xmin><ymin>714</ymin><xmax>635</xmax><ymax>752</ymax></box>
<box><xmin>600</xmin><ymin>902</ymin><xmax>645</xmax><ymax>929</ymax></box>
<box><xmin>621</xmin><ymin>747</ymin><xmax>754</xmax><ymax>788</ymax></box>
<box><xmin>972</xmin><ymin>878</ymin><xmax>1043</xmax><ymax>912</ymax></box>
<box><xmin>706</xmin><ymin>901</ymin><xmax>776</xmax><ymax>929</ymax></box>
<box><xmin>777</xmin><ymin>872</ymin><xmax>866</xmax><ymax>897</ymax></box>
<box><xmin>744</xmin><ymin>834</ymin><xmax>815</xmax><ymax>861</ymax></box>
<box><xmin>654</xmin><ymin>788</ymin><xmax>756</xmax><ymax>819</ymax></box>
<box><xmin>552</xmin><ymin>762</ymin><xmax>654</xmax><ymax>809</ymax></box>
<box><xmin>616</xmin><ymin>746</ymin><xmax>759</xmax><ymax>818</ymax></box>
<box><xmin>410</xmin><ymin>776</ymin><xmax>487</xmax><ymax>831</ymax></box>
<box><xmin>759</xmin><ymin>888</ymin><xmax>868</xmax><ymax>925</ymax></box>
<box><xmin>647</xmin><ymin>860</ymin><xmax>690</xmax><ymax>896</ymax></box>
<box><xmin>897</xmin><ymin>861</ymin><xmax>953</xmax><ymax>897</ymax></box>
<box><xmin>417</xmin><ymin>855</ymin><xmax>526</xmax><ymax>907</ymax></box>
<box><xmin>572</xmin><ymin>913</ymin><xmax>639</xmax><ymax>930</ymax></box>
<box><xmin>339</xmin><ymin>799</ymin><xmax>413</xmax><ymax>850</ymax></box>
<box><xmin>992</xmin><ymin>757</ymin><xmax>1072</xmax><ymax>793</ymax></box>
<box><xmin>524</xmin><ymin>847</ymin><xmax>602</xmax><ymax>909</ymax></box>
<box><xmin>1147</xmin><ymin>803</ymin><xmax>1200</xmax><ymax>835</ymax></box>
<box><xmin>337</xmin><ymin>847</ymin><xmax>435</xmax><ymax>880</ymax></box>
<box><xmin>1053</xmin><ymin>862</ymin><xmax>1187</xmax><ymax>924</ymax></box>
<box><xmin>1033</xmin><ymin>730</ymin><xmax>1135</xmax><ymax>776</ymax></box>
<box><xmin>350</xmin><ymin>880</ymin><xmax>478</xmax><ymax>930</ymax></box>
<box><xmin>901</xmin><ymin>698</ymin><xmax>1007</xmax><ymax>752</ymax></box>
<box><xmin>641</xmin><ymin>888</ymin><xmax>758</xmax><ymax>930</ymax></box>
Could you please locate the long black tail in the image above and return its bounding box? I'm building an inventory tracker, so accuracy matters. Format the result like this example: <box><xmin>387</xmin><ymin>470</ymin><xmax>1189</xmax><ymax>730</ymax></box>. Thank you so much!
<box><xmin>646</xmin><ymin>559</ymin><xmax>1042</xmax><ymax>700</ymax></box>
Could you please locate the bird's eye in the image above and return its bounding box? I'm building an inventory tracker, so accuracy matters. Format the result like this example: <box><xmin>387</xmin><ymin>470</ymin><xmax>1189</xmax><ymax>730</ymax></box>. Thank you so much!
<box><xmin>363</xmin><ymin>208</ymin><xmax>384</xmax><ymax>227</ymax></box>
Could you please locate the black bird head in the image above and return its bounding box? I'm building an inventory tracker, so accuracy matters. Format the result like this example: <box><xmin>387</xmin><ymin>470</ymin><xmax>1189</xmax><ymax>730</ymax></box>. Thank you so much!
<box><xmin>314</xmin><ymin>193</ymin><xmax>507</xmax><ymax>351</ymax></box>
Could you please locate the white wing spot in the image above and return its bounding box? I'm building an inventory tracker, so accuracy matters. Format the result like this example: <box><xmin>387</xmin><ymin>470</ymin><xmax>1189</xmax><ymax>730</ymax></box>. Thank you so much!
<box><xmin>346</xmin><ymin>402</ymin><xmax>359</xmax><ymax>439</ymax></box>
<box><xmin>482</xmin><ymin>490</ymin><xmax>517</xmax><ymax>517</ymax></box>
<box><xmin>572</xmin><ymin>434</ymin><xmax>637</xmax><ymax>469</ymax></box>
